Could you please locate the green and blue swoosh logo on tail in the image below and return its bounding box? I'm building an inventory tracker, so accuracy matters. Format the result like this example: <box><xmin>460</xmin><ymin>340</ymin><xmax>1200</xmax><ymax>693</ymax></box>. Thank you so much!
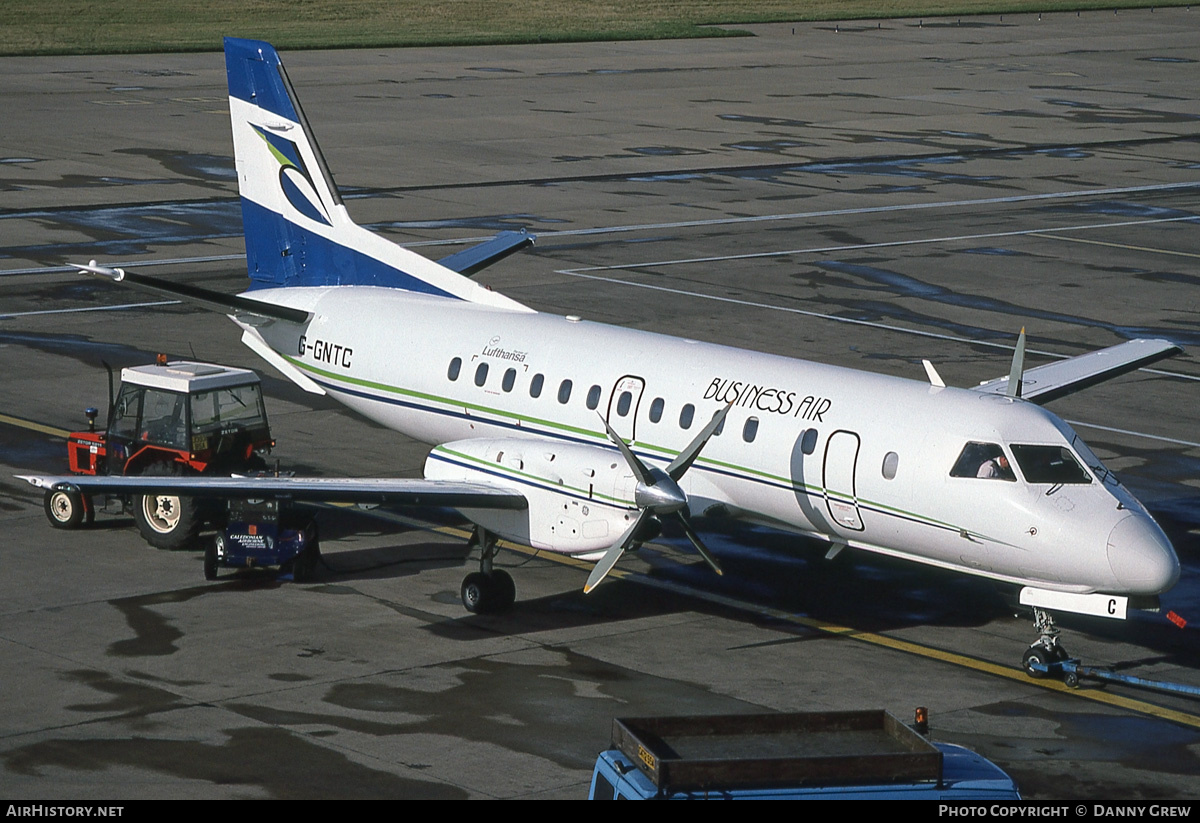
<box><xmin>251</xmin><ymin>124</ymin><xmax>332</xmax><ymax>226</ymax></box>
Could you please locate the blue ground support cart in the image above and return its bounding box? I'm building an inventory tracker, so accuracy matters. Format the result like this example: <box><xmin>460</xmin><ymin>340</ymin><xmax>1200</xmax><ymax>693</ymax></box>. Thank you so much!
<box><xmin>204</xmin><ymin>497</ymin><xmax>320</xmax><ymax>582</ymax></box>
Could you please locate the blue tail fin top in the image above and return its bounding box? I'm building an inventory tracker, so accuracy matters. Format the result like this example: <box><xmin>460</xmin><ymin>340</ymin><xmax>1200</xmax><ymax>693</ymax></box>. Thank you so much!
<box><xmin>224</xmin><ymin>38</ymin><xmax>533</xmax><ymax>312</ymax></box>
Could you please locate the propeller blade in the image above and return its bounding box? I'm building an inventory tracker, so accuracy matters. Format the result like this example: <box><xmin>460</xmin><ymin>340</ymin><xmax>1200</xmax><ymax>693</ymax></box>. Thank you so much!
<box><xmin>598</xmin><ymin>414</ymin><xmax>654</xmax><ymax>486</ymax></box>
<box><xmin>584</xmin><ymin>510</ymin><xmax>648</xmax><ymax>593</ymax></box>
<box><xmin>1006</xmin><ymin>327</ymin><xmax>1026</xmax><ymax>399</ymax></box>
<box><xmin>666</xmin><ymin>401</ymin><xmax>733</xmax><ymax>481</ymax></box>
<box><xmin>674</xmin><ymin>512</ymin><xmax>724</xmax><ymax>576</ymax></box>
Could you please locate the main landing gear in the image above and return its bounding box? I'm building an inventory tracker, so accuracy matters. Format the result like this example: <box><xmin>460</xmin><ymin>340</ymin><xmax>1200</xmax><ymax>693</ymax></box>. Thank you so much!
<box><xmin>460</xmin><ymin>526</ymin><xmax>515</xmax><ymax>614</ymax></box>
<box><xmin>1021</xmin><ymin>607</ymin><xmax>1070</xmax><ymax>678</ymax></box>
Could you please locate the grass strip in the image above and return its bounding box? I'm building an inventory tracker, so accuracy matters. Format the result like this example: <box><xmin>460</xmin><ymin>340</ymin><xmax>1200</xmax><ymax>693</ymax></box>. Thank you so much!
<box><xmin>1</xmin><ymin>0</ymin><xmax>1193</xmax><ymax>56</ymax></box>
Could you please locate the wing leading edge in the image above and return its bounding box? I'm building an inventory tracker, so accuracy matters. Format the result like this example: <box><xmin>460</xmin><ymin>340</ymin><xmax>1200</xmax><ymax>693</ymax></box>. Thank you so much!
<box><xmin>18</xmin><ymin>474</ymin><xmax>527</xmax><ymax>510</ymax></box>
<box><xmin>973</xmin><ymin>338</ymin><xmax>1182</xmax><ymax>404</ymax></box>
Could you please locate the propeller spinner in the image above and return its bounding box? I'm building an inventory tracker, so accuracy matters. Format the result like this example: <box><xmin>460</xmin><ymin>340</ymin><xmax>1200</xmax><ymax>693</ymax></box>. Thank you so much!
<box><xmin>584</xmin><ymin>404</ymin><xmax>731</xmax><ymax>593</ymax></box>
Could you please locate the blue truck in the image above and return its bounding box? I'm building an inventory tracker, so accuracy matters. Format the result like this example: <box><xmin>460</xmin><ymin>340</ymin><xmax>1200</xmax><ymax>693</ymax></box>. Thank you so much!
<box><xmin>589</xmin><ymin>710</ymin><xmax>1021</xmax><ymax>800</ymax></box>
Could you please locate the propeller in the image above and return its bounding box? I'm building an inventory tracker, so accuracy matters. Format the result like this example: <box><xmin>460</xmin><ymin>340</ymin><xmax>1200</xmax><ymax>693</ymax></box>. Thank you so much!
<box><xmin>1006</xmin><ymin>327</ymin><xmax>1027</xmax><ymax>399</ymax></box>
<box><xmin>584</xmin><ymin>403</ymin><xmax>731</xmax><ymax>593</ymax></box>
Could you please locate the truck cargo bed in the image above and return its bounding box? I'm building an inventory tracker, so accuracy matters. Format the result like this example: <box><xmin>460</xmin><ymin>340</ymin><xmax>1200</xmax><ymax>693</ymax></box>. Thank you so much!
<box><xmin>611</xmin><ymin>710</ymin><xmax>942</xmax><ymax>792</ymax></box>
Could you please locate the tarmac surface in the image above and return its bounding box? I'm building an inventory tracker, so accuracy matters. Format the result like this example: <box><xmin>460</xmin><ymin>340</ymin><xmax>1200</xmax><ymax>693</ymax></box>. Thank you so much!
<box><xmin>1</xmin><ymin>11</ymin><xmax>1199</xmax><ymax>799</ymax></box>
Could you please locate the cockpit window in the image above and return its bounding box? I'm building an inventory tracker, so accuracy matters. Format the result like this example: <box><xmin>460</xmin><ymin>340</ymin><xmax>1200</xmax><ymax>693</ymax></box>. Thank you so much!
<box><xmin>1010</xmin><ymin>444</ymin><xmax>1092</xmax><ymax>485</ymax></box>
<box><xmin>1071</xmin><ymin>434</ymin><xmax>1118</xmax><ymax>486</ymax></box>
<box><xmin>950</xmin><ymin>442</ymin><xmax>1016</xmax><ymax>481</ymax></box>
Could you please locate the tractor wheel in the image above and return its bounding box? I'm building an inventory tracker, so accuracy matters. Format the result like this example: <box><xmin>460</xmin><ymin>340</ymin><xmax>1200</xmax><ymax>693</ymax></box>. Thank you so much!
<box><xmin>133</xmin><ymin>462</ymin><xmax>201</xmax><ymax>550</ymax></box>
<box><xmin>44</xmin><ymin>488</ymin><xmax>85</xmax><ymax>530</ymax></box>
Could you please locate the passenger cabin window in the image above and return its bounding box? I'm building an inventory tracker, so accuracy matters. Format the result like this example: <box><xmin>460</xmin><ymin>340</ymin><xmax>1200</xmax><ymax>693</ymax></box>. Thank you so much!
<box><xmin>712</xmin><ymin>410</ymin><xmax>725</xmax><ymax>436</ymax></box>
<box><xmin>447</xmin><ymin>357</ymin><xmax>462</xmax><ymax>381</ymax></box>
<box><xmin>617</xmin><ymin>391</ymin><xmax>632</xmax><ymax>417</ymax></box>
<box><xmin>1011</xmin><ymin>445</ymin><xmax>1092</xmax><ymax>485</ymax></box>
<box><xmin>586</xmin><ymin>385</ymin><xmax>602</xmax><ymax>410</ymax></box>
<box><xmin>502</xmin><ymin>368</ymin><xmax>516</xmax><ymax>393</ymax></box>
<box><xmin>558</xmin><ymin>379</ymin><xmax>573</xmax><ymax>404</ymax></box>
<box><xmin>474</xmin><ymin>363</ymin><xmax>489</xmax><ymax>387</ymax></box>
<box><xmin>800</xmin><ymin>429</ymin><xmax>817</xmax><ymax>455</ymax></box>
<box><xmin>530</xmin><ymin>373</ymin><xmax>544</xmax><ymax>398</ymax></box>
<box><xmin>649</xmin><ymin>397</ymin><xmax>664</xmax><ymax>423</ymax></box>
<box><xmin>950</xmin><ymin>442</ymin><xmax>1015</xmax><ymax>481</ymax></box>
<box><xmin>742</xmin><ymin>417</ymin><xmax>759</xmax><ymax>443</ymax></box>
<box><xmin>679</xmin><ymin>403</ymin><xmax>695</xmax><ymax>430</ymax></box>
<box><xmin>882</xmin><ymin>451</ymin><xmax>899</xmax><ymax>480</ymax></box>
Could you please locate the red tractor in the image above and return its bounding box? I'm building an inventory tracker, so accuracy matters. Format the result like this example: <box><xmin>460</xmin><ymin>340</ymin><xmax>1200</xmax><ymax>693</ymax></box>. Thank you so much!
<box><xmin>46</xmin><ymin>357</ymin><xmax>274</xmax><ymax>549</ymax></box>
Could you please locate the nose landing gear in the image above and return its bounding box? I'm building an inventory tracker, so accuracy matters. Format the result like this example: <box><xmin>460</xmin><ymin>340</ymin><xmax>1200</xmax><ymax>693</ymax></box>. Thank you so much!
<box><xmin>1021</xmin><ymin>607</ymin><xmax>1069</xmax><ymax>678</ymax></box>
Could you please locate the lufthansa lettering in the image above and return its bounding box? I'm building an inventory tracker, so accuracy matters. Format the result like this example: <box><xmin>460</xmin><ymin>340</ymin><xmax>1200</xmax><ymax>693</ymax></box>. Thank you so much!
<box><xmin>704</xmin><ymin>376</ymin><xmax>831</xmax><ymax>421</ymax></box>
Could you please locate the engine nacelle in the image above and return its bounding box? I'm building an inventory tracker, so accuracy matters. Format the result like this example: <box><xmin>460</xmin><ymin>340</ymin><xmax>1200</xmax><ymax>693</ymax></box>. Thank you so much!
<box><xmin>424</xmin><ymin>438</ymin><xmax>639</xmax><ymax>557</ymax></box>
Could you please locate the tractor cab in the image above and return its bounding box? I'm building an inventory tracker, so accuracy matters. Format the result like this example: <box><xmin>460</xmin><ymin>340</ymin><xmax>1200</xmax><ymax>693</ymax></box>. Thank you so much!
<box><xmin>47</xmin><ymin>358</ymin><xmax>275</xmax><ymax>549</ymax></box>
<box><xmin>69</xmin><ymin>360</ymin><xmax>272</xmax><ymax>478</ymax></box>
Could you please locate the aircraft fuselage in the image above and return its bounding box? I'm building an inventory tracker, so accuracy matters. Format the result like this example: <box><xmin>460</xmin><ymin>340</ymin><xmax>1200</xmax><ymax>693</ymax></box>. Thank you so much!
<box><xmin>242</xmin><ymin>285</ymin><xmax>1180</xmax><ymax>600</ymax></box>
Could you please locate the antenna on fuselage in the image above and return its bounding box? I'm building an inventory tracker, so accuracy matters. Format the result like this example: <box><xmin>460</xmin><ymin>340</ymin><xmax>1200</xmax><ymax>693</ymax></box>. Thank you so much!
<box><xmin>1006</xmin><ymin>327</ymin><xmax>1027</xmax><ymax>399</ymax></box>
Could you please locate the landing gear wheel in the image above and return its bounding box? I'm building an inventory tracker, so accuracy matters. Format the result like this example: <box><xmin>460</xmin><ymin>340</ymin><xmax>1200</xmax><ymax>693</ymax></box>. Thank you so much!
<box><xmin>461</xmin><ymin>572</ymin><xmax>492</xmax><ymax>613</ymax></box>
<box><xmin>461</xmin><ymin>571</ymin><xmax>515</xmax><ymax>614</ymax></box>
<box><xmin>492</xmin><ymin>569</ymin><xmax>516</xmax><ymax>610</ymax></box>
<box><xmin>204</xmin><ymin>535</ymin><xmax>221</xmax><ymax>581</ymax></box>
<box><xmin>44</xmin><ymin>488</ymin><xmax>85</xmax><ymax>530</ymax></box>
<box><xmin>1022</xmin><ymin>646</ymin><xmax>1051</xmax><ymax>678</ymax></box>
<box><xmin>133</xmin><ymin>463</ymin><xmax>200</xmax><ymax>550</ymax></box>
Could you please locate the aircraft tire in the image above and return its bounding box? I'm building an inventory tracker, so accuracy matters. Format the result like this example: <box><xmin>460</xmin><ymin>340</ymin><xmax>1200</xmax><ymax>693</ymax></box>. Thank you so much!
<box><xmin>461</xmin><ymin>572</ymin><xmax>491</xmax><ymax>613</ymax></box>
<box><xmin>492</xmin><ymin>570</ymin><xmax>516</xmax><ymax>610</ymax></box>
<box><xmin>133</xmin><ymin>462</ymin><xmax>201</xmax><ymax>550</ymax></box>
<box><xmin>44</xmin><ymin>488</ymin><xmax>85</xmax><ymax>530</ymax></box>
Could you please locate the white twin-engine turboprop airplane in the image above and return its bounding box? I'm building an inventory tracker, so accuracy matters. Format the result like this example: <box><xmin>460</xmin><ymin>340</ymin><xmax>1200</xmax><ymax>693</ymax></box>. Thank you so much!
<box><xmin>22</xmin><ymin>38</ymin><xmax>1183</xmax><ymax>673</ymax></box>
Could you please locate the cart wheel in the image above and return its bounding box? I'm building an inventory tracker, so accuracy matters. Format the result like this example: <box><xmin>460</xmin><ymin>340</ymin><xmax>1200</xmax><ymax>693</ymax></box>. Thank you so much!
<box><xmin>1022</xmin><ymin>646</ymin><xmax>1050</xmax><ymax>678</ymax></box>
<box><xmin>1064</xmin><ymin>671</ymin><xmax>1080</xmax><ymax>689</ymax></box>
<box><xmin>44</xmin><ymin>488</ymin><xmax>85</xmax><ymax>530</ymax></box>
<box><xmin>204</xmin><ymin>536</ymin><xmax>220</xmax><ymax>581</ymax></box>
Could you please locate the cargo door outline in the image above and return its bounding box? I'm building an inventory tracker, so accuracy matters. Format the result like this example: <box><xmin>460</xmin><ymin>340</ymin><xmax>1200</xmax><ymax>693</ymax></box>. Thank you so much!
<box><xmin>823</xmin><ymin>429</ymin><xmax>864</xmax><ymax>531</ymax></box>
<box><xmin>606</xmin><ymin>375</ymin><xmax>646</xmax><ymax>443</ymax></box>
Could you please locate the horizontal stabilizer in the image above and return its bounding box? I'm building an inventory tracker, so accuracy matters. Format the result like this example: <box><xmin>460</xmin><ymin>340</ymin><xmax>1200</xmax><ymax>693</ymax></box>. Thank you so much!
<box><xmin>974</xmin><ymin>338</ymin><xmax>1182</xmax><ymax>404</ymax></box>
<box><xmin>19</xmin><ymin>474</ymin><xmax>527</xmax><ymax>510</ymax></box>
<box><xmin>437</xmin><ymin>230</ymin><xmax>535</xmax><ymax>277</ymax></box>
<box><xmin>72</xmin><ymin>261</ymin><xmax>311</xmax><ymax>324</ymax></box>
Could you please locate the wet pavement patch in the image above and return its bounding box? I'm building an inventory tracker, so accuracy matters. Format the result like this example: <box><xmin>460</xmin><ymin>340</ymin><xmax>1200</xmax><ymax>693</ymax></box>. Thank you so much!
<box><xmin>107</xmin><ymin>586</ymin><xmax>222</xmax><ymax>658</ymax></box>
<box><xmin>1</xmin><ymin>726</ymin><xmax>464</xmax><ymax>799</ymax></box>
<box><xmin>319</xmin><ymin>649</ymin><xmax>751</xmax><ymax>771</ymax></box>
<box><xmin>60</xmin><ymin>668</ymin><xmax>185</xmax><ymax>717</ymax></box>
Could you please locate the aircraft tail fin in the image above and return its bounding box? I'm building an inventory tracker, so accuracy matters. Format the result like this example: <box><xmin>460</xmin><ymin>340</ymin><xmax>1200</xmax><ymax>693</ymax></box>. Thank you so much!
<box><xmin>224</xmin><ymin>37</ymin><xmax>530</xmax><ymax>311</ymax></box>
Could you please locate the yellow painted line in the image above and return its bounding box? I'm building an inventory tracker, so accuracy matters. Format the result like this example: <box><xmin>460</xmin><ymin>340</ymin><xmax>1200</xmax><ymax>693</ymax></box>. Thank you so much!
<box><xmin>0</xmin><ymin>412</ymin><xmax>70</xmax><ymax>438</ymax></box>
<box><xmin>360</xmin><ymin>506</ymin><xmax>1200</xmax><ymax>729</ymax></box>
<box><xmin>1031</xmin><ymin>232</ymin><xmax>1200</xmax><ymax>260</ymax></box>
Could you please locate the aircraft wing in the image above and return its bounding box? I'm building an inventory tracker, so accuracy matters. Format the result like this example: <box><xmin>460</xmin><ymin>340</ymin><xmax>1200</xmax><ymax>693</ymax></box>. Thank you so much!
<box><xmin>973</xmin><ymin>338</ymin><xmax>1182</xmax><ymax>404</ymax></box>
<box><xmin>17</xmin><ymin>474</ymin><xmax>527</xmax><ymax>510</ymax></box>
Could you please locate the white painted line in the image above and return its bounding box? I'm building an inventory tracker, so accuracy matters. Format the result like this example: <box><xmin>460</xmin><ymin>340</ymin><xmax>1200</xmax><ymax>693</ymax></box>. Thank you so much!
<box><xmin>0</xmin><ymin>300</ymin><xmax>178</xmax><ymax>319</ymax></box>
<box><xmin>559</xmin><ymin>215</ymin><xmax>1200</xmax><ymax>272</ymax></box>
<box><xmin>1066</xmin><ymin>421</ymin><xmax>1200</xmax><ymax>450</ymax></box>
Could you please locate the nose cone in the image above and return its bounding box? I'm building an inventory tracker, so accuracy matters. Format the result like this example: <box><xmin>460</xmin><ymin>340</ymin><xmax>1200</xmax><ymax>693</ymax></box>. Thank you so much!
<box><xmin>1107</xmin><ymin>514</ymin><xmax>1180</xmax><ymax>595</ymax></box>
